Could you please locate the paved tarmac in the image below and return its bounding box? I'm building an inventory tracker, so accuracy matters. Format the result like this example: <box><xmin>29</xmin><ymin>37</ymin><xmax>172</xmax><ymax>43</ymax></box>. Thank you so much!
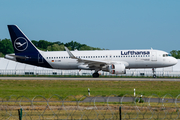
<box><xmin>0</xmin><ymin>77</ymin><xmax>180</xmax><ymax>81</ymax></box>
<box><xmin>3</xmin><ymin>97</ymin><xmax>178</xmax><ymax>103</ymax></box>
<box><xmin>82</xmin><ymin>97</ymin><xmax>179</xmax><ymax>103</ymax></box>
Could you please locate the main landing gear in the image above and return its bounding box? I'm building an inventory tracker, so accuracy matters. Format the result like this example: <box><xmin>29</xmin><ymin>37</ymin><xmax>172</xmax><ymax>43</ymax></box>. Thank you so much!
<box><xmin>92</xmin><ymin>71</ymin><xmax>99</xmax><ymax>78</ymax></box>
<box><xmin>152</xmin><ymin>68</ymin><xmax>156</xmax><ymax>78</ymax></box>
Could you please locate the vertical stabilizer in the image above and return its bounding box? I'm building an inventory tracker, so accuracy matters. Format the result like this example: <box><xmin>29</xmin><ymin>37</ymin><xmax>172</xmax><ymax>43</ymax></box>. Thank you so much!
<box><xmin>7</xmin><ymin>25</ymin><xmax>39</xmax><ymax>56</ymax></box>
<box><xmin>7</xmin><ymin>25</ymin><xmax>52</xmax><ymax>68</ymax></box>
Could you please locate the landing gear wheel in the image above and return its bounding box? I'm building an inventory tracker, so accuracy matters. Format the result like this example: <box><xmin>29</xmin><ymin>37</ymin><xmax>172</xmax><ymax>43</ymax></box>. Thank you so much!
<box><xmin>153</xmin><ymin>74</ymin><xmax>156</xmax><ymax>78</ymax></box>
<box><xmin>152</xmin><ymin>68</ymin><xmax>156</xmax><ymax>78</ymax></box>
<box><xmin>92</xmin><ymin>73</ymin><xmax>99</xmax><ymax>78</ymax></box>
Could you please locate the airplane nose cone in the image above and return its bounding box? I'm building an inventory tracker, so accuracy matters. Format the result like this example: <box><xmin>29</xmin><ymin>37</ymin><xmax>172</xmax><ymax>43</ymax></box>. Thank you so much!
<box><xmin>174</xmin><ymin>58</ymin><xmax>178</xmax><ymax>64</ymax></box>
<box><xmin>172</xmin><ymin>58</ymin><xmax>178</xmax><ymax>65</ymax></box>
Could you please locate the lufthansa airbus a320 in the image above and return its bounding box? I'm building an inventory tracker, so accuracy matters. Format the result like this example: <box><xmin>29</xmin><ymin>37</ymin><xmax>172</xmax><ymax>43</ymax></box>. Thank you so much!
<box><xmin>5</xmin><ymin>25</ymin><xmax>178</xmax><ymax>78</ymax></box>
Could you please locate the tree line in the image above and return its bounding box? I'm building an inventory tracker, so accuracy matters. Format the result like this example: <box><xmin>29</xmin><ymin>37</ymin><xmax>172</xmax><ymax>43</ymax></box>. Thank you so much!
<box><xmin>170</xmin><ymin>50</ymin><xmax>180</xmax><ymax>59</ymax></box>
<box><xmin>0</xmin><ymin>38</ymin><xmax>180</xmax><ymax>59</ymax></box>
<box><xmin>0</xmin><ymin>39</ymin><xmax>105</xmax><ymax>57</ymax></box>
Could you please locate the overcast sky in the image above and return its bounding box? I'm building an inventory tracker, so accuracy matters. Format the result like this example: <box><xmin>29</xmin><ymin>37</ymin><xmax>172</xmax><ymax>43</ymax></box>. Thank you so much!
<box><xmin>0</xmin><ymin>0</ymin><xmax>180</xmax><ymax>53</ymax></box>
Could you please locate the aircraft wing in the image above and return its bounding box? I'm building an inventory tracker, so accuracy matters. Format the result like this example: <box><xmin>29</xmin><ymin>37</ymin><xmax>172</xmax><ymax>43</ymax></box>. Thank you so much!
<box><xmin>65</xmin><ymin>47</ymin><xmax>129</xmax><ymax>69</ymax></box>
<box><xmin>65</xmin><ymin>47</ymin><xmax>107</xmax><ymax>68</ymax></box>
<box><xmin>78</xmin><ymin>58</ymin><xmax>107</xmax><ymax>68</ymax></box>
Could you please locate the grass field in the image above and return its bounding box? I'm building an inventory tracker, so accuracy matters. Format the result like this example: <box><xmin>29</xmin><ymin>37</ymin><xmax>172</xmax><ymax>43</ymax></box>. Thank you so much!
<box><xmin>0</xmin><ymin>79</ymin><xmax>180</xmax><ymax>100</ymax></box>
<box><xmin>1</xmin><ymin>78</ymin><xmax>180</xmax><ymax>119</ymax></box>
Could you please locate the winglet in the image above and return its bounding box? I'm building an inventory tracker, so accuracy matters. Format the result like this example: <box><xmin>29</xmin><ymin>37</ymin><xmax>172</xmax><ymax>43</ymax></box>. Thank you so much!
<box><xmin>65</xmin><ymin>47</ymin><xmax>76</xmax><ymax>59</ymax></box>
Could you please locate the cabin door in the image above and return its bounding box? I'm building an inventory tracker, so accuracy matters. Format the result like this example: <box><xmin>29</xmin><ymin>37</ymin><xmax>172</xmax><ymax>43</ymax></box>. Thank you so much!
<box><xmin>151</xmin><ymin>51</ymin><xmax>157</xmax><ymax>61</ymax></box>
<box><xmin>38</xmin><ymin>53</ymin><xmax>44</xmax><ymax>63</ymax></box>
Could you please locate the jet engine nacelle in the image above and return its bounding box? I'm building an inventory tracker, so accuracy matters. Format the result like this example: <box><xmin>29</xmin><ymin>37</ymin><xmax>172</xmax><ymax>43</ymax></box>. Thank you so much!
<box><xmin>109</xmin><ymin>64</ymin><xmax>126</xmax><ymax>74</ymax></box>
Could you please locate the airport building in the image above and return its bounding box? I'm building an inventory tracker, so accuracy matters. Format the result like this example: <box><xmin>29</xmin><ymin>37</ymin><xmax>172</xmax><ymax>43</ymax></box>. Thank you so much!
<box><xmin>0</xmin><ymin>57</ymin><xmax>180</xmax><ymax>77</ymax></box>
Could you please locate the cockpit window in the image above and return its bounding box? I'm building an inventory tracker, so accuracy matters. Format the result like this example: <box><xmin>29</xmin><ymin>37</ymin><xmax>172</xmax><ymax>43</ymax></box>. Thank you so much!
<box><xmin>163</xmin><ymin>54</ymin><xmax>171</xmax><ymax>57</ymax></box>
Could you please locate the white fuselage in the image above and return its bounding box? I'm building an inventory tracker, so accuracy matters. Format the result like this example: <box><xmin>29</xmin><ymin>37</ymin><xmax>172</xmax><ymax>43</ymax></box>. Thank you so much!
<box><xmin>41</xmin><ymin>49</ymin><xmax>177</xmax><ymax>70</ymax></box>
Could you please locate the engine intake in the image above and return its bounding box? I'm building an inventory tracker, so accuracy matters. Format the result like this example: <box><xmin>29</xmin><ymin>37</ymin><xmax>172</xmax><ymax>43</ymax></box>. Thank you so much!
<box><xmin>109</xmin><ymin>64</ymin><xmax>126</xmax><ymax>74</ymax></box>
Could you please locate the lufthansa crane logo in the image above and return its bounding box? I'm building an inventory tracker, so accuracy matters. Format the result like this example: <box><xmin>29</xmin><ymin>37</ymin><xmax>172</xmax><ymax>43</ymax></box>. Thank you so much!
<box><xmin>14</xmin><ymin>37</ymin><xmax>28</xmax><ymax>51</ymax></box>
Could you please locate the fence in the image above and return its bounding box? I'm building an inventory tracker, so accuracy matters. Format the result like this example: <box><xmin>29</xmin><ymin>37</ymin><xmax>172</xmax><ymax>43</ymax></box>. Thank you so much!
<box><xmin>1</xmin><ymin>69</ymin><xmax>180</xmax><ymax>77</ymax></box>
<box><xmin>1</xmin><ymin>94</ymin><xmax>180</xmax><ymax>119</ymax></box>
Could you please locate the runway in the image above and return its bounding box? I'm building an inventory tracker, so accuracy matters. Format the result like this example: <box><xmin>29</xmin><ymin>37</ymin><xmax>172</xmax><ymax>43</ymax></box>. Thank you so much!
<box><xmin>0</xmin><ymin>77</ymin><xmax>180</xmax><ymax>81</ymax></box>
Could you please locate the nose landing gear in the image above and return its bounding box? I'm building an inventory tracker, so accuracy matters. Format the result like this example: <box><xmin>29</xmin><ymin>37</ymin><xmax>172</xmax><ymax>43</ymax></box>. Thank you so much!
<box><xmin>152</xmin><ymin>68</ymin><xmax>156</xmax><ymax>78</ymax></box>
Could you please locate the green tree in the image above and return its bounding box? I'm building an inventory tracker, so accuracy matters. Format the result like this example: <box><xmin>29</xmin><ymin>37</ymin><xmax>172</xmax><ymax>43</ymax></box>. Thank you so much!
<box><xmin>53</xmin><ymin>41</ymin><xmax>63</xmax><ymax>46</ymax></box>
<box><xmin>0</xmin><ymin>38</ymin><xmax>14</xmax><ymax>55</ymax></box>
<box><xmin>0</xmin><ymin>52</ymin><xmax>4</xmax><ymax>57</ymax></box>
<box><xmin>38</xmin><ymin>40</ymin><xmax>53</xmax><ymax>49</ymax></box>
<box><xmin>80</xmin><ymin>45</ymin><xmax>92</xmax><ymax>50</ymax></box>
<box><xmin>92</xmin><ymin>47</ymin><xmax>103</xmax><ymax>50</ymax></box>
<box><xmin>31</xmin><ymin>40</ymin><xmax>39</xmax><ymax>47</ymax></box>
<box><xmin>65</xmin><ymin>41</ymin><xmax>84</xmax><ymax>50</ymax></box>
<box><xmin>47</xmin><ymin>44</ymin><xmax>65</xmax><ymax>51</ymax></box>
<box><xmin>170</xmin><ymin>50</ymin><xmax>180</xmax><ymax>59</ymax></box>
<box><xmin>0</xmin><ymin>38</ymin><xmax>104</xmax><ymax>54</ymax></box>
<box><xmin>170</xmin><ymin>50</ymin><xmax>178</xmax><ymax>59</ymax></box>
<box><xmin>177</xmin><ymin>50</ymin><xmax>180</xmax><ymax>59</ymax></box>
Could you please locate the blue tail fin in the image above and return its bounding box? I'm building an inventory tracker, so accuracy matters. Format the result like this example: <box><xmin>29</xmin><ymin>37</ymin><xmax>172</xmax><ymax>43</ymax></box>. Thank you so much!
<box><xmin>7</xmin><ymin>25</ymin><xmax>39</xmax><ymax>56</ymax></box>
<box><xmin>7</xmin><ymin>25</ymin><xmax>52</xmax><ymax>68</ymax></box>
